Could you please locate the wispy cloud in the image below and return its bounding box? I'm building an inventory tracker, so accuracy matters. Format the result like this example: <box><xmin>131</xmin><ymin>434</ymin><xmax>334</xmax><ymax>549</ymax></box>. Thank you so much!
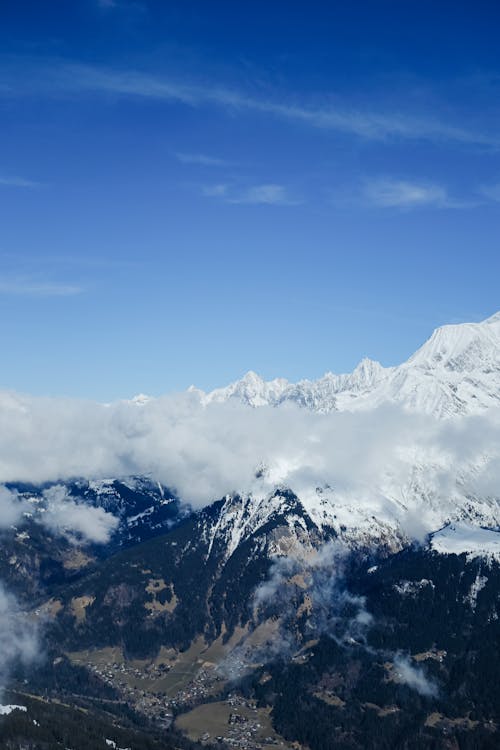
<box><xmin>3</xmin><ymin>59</ymin><xmax>498</xmax><ymax>148</ymax></box>
<box><xmin>0</xmin><ymin>583</ymin><xmax>39</xmax><ymax>702</ymax></box>
<box><xmin>478</xmin><ymin>182</ymin><xmax>500</xmax><ymax>202</ymax></box>
<box><xmin>0</xmin><ymin>252</ymin><xmax>138</xmax><ymax>271</ymax></box>
<box><xmin>201</xmin><ymin>183</ymin><xmax>229</xmax><ymax>198</ymax></box>
<box><xmin>202</xmin><ymin>182</ymin><xmax>299</xmax><ymax>205</ymax></box>
<box><xmin>0</xmin><ymin>278</ymin><xmax>82</xmax><ymax>296</ymax></box>
<box><xmin>96</xmin><ymin>0</ymin><xmax>145</xmax><ymax>11</ymax></box>
<box><xmin>231</xmin><ymin>184</ymin><xmax>299</xmax><ymax>205</ymax></box>
<box><xmin>393</xmin><ymin>654</ymin><xmax>438</xmax><ymax>697</ymax></box>
<box><xmin>176</xmin><ymin>152</ymin><xmax>233</xmax><ymax>167</ymax></box>
<box><xmin>361</xmin><ymin>177</ymin><xmax>466</xmax><ymax>209</ymax></box>
<box><xmin>0</xmin><ymin>175</ymin><xmax>43</xmax><ymax>189</ymax></box>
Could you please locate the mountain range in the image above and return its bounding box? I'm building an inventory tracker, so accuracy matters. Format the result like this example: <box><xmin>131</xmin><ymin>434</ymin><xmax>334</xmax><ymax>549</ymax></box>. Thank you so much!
<box><xmin>1</xmin><ymin>312</ymin><xmax>500</xmax><ymax>749</ymax></box>
<box><xmin>193</xmin><ymin>312</ymin><xmax>500</xmax><ymax>417</ymax></box>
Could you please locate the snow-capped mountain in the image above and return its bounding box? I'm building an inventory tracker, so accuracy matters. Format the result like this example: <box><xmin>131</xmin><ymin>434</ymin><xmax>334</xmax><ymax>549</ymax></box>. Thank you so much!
<box><xmin>194</xmin><ymin>476</ymin><xmax>500</xmax><ymax>566</ymax></box>
<box><xmin>199</xmin><ymin>489</ymin><xmax>326</xmax><ymax>563</ymax></box>
<box><xmin>198</xmin><ymin>357</ymin><xmax>388</xmax><ymax>413</ymax></box>
<box><xmin>10</xmin><ymin>476</ymin><xmax>186</xmax><ymax>549</ymax></box>
<box><xmin>197</xmin><ymin>312</ymin><xmax>500</xmax><ymax>417</ymax></box>
<box><xmin>177</xmin><ymin>313</ymin><xmax>500</xmax><ymax>559</ymax></box>
<box><xmin>2</xmin><ymin>312</ymin><xmax>500</xmax><ymax>573</ymax></box>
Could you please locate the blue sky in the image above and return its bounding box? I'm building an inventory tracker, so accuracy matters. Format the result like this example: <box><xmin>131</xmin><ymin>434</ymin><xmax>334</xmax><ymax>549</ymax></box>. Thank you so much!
<box><xmin>1</xmin><ymin>0</ymin><xmax>499</xmax><ymax>398</ymax></box>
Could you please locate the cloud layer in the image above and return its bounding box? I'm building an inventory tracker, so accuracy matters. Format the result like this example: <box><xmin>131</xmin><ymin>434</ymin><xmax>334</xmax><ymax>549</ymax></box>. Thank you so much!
<box><xmin>0</xmin><ymin>390</ymin><xmax>499</xmax><ymax>540</ymax></box>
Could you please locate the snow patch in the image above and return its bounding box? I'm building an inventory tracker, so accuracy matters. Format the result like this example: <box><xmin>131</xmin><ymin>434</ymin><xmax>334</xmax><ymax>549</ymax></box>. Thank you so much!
<box><xmin>430</xmin><ymin>523</ymin><xmax>500</xmax><ymax>559</ymax></box>
<box><xmin>0</xmin><ymin>704</ymin><xmax>27</xmax><ymax>715</ymax></box>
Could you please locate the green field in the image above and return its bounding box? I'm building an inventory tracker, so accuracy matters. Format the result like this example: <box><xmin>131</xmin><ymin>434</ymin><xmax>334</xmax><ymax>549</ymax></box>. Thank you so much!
<box><xmin>175</xmin><ymin>700</ymin><xmax>288</xmax><ymax>748</ymax></box>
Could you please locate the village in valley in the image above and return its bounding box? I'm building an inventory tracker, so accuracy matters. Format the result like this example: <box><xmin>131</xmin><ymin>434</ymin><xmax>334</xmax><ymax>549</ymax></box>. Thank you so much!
<box><xmin>67</xmin><ymin>641</ymin><xmax>290</xmax><ymax>750</ymax></box>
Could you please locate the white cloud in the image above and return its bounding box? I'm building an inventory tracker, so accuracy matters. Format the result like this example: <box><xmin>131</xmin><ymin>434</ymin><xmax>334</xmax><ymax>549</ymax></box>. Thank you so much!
<box><xmin>230</xmin><ymin>184</ymin><xmax>298</xmax><ymax>205</ymax></box>
<box><xmin>97</xmin><ymin>0</ymin><xmax>145</xmax><ymax>10</ymax></box>
<box><xmin>0</xmin><ymin>278</ymin><xmax>82</xmax><ymax>296</ymax></box>
<box><xmin>201</xmin><ymin>183</ymin><xmax>229</xmax><ymax>198</ymax></box>
<box><xmin>0</xmin><ymin>176</ymin><xmax>42</xmax><ymax>189</ymax></box>
<box><xmin>40</xmin><ymin>485</ymin><xmax>119</xmax><ymax>544</ymax></box>
<box><xmin>0</xmin><ymin>486</ymin><xmax>26</xmax><ymax>527</ymax></box>
<box><xmin>176</xmin><ymin>152</ymin><xmax>232</xmax><ymax>167</ymax></box>
<box><xmin>222</xmin><ymin>540</ymin><xmax>374</xmax><ymax>676</ymax></box>
<box><xmin>393</xmin><ymin>654</ymin><xmax>438</xmax><ymax>697</ymax></box>
<box><xmin>362</xmin><ymin>178</ymin><xmax>453</xmax><ymax>209</ymax></box>
<box><xmin>0</xmin><ymin>390</ymin><xmax>499</xmax><ymax>549</ymax></box>
<box><xmin>0</xmin><ymin>482</ymin><xmax>118</xmax><ymax>545</ymax></box>
<box><xmin>4</xmin><ymin>60</ymin><xmax>498</xmax><ymax>148</ymax></box>
<box><xmin>0</xmin><ymin>583</ymin><xmax>39</xmax><ymax>700</ymax></box>
<box><xmin>479</xmin><ymin>182</ymin><xmax>500</xmax><ymax>202</ymax></box>
<box><xmin>202</xmin><ymin>182</ymin><xmax>299</xmax><ymax>205</ymax></box>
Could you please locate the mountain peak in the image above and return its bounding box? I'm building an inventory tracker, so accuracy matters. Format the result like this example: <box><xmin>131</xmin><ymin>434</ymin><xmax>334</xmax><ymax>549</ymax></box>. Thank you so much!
<box><xmin>351</xmin><ymin>357</ymin><xmax>385</xmax><ymax>377</ymax></box>
<box><xmin>130</xmin><ymin>393</ymin><xmax>150</xmax><ymax>406</ymax></box>
<box><xmin>240</xmin><ymin>370</ymin><xmax>265</xmax><ymax>385</ymax></box>
<box><xmin>407</xmin><ymin>314</ymin><xmax>500</xmax><ymax>373</ymax></box>
<box><xmin>197</xmin><ymin>313</ymin><xmax>500</xmax><ymax>417</ymax></box>
<box><xmin>484</xmin><ymin>311</ymin><xmax>500</xmax><ymax>324</ymax></box>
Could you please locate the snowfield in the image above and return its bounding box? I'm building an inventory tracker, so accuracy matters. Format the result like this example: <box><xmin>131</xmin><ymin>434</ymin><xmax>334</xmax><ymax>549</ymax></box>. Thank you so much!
<box><xmin>430</xmin><ymin>523</ymin><xmax>500</xmax><ymax>560</ymax></box>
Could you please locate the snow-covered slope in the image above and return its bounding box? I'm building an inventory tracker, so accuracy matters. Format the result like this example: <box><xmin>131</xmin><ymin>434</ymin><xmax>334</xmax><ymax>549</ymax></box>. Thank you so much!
<box><xmin>192</xmin><ymin>461</ymin><xmax>500</xmax><ymax>565</ymax></box>
<box><xmin>198</xmin><ymin>312</ymin><xmax>500</xmax><ymax>417</ymax></box>
<box><xmin>200</xmin><ymin>358</ymin><xmax>389</xmax><ymax>414</ymax></box>
<box><xmin>197</xmin><ymin>488</ymin><xmax>408</xmax><ymax>562</ymax></box>
<box><xmin>198</xmin><ymin>489</ymin><xmax>326</xmax><ymax>563</ymax></box>
<box><xmin>175</xmin><ymin>313</ymin><xmax>500</xmax><ymax>561</ymax></box>
<box><xmin>11</xmin><ymin>476</ymin><xmax>186</xmax><ymax>548</ymax></box>
<box><xmin>430</xmin><ymin>523</ymin><xmax>500</xmax><ymax>560</ymax></box>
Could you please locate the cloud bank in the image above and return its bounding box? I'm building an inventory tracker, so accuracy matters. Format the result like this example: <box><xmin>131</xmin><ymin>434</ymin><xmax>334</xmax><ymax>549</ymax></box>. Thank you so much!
<box><xmin>0</xmin><ymin>390</ymin><xmax>500</xmax><ymax>540</ymax></box>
